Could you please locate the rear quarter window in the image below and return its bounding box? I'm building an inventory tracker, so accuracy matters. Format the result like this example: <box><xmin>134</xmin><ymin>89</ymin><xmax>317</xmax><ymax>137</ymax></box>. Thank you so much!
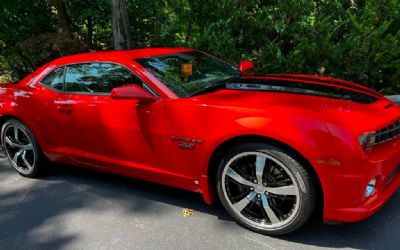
<box><xmin>40</xmin><ymin>67</ymin><xmax>64</xmax><ymax>91</ymax></box>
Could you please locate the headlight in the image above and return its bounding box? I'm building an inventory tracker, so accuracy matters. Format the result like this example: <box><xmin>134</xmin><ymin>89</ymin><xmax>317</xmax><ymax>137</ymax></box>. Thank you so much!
<box><xmin>358</xmin><ymin>132</ymin><xmax>376</xmax><ymax>149</ymax></box>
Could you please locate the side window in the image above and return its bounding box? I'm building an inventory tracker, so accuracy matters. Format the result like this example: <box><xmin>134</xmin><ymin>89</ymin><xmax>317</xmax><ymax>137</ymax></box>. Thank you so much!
<box><xmin>40</xmin><ymin>67</ymin><xmax>64</xmax><ymax>91</ymax></box>
<box><xmin>64</xmin><ymin>63</ymin><xmax>143</xmax><ymax>94</ymax></box>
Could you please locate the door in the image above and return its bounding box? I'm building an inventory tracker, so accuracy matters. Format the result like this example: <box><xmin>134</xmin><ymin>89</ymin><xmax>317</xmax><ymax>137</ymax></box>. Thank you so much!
<box><xmin>40</xmin><ymin>62</ymin><xmax>168</xmax><ymax>171</ymax></box>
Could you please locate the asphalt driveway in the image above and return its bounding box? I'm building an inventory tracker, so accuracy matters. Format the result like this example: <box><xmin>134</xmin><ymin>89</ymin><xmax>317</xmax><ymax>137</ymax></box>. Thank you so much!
<box><xmin>0</xmin><ymin>156</ymin><xmax>399</xmax><ymax>250</ymax></box>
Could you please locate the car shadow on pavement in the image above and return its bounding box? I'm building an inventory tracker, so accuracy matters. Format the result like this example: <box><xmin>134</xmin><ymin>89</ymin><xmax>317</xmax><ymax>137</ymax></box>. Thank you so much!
<box><xmin>0</xmin><ymin>158</ymin><xmax>399</xmax><ymax>249</ymax></box>
<box><xmin>0</xmin><ymin>159</ymin><xmax>232</xmax><ymax>249</ymax></box>
<box><xmin>0</xmin><ymin>160</ymin><xmax>80</xmax><ymax>249</ymax></box>
<box><xmin>282</xmin><ymin>188</ymin><xmax>400</xmax><ymax>249</ymax></box>
<box><xmin>43</xmin><ymin>163</ymin><xmax>233</xmax><ymax>221</ymax></box>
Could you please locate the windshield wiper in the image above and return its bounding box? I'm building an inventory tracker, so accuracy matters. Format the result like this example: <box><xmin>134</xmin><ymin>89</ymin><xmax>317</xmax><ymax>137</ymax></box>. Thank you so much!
<box><xmin>188</xmin><ymin>75</ymin><xmax>241</xmax><ymax>97</ymax></box>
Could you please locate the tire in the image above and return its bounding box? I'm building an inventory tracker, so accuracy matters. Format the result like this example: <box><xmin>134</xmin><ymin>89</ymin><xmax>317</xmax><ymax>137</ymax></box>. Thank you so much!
<box><xmin>216</xmin><ymin>143</ymin><xmax>316</xmax><ymax>235</ymax></box>
<box><xmin>1</xmin><ymin>119</ymin><xmax>46</xmax><ymax>178</ymax></box>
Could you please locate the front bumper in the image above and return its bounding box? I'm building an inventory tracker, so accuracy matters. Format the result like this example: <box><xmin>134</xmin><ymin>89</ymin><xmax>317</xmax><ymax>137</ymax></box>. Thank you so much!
<box><xmin>319</xmin><ymin>138</ymin><xmax>400</xmax><ymax>222</ymax></box>
<box><xmin>324</xmin><ymin>166</ymin><xmax>399</xmax><ymax>222</ymax></box>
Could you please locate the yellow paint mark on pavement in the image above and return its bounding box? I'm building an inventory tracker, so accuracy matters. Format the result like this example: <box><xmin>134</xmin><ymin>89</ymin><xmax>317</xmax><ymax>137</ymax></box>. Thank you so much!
<box><xmin>182</xmin><ymin>208</ymin><xmax>194</xmax><ymax>217</ymax></box>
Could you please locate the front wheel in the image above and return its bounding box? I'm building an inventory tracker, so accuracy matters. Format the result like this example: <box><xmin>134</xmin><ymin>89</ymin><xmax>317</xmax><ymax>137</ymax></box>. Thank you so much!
<box><xmin>1</xmin><ymin>119</ymin><xmax>46</xmax><ymax>178</ymax></box>
<box><xmin>216</xmin><ymin>143</ymin><xmax>316</xmax><ymax>235</ymax></box>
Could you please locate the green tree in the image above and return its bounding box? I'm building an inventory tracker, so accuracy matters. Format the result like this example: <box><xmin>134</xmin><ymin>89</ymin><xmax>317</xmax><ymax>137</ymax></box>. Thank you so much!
<box><xmin>0</xmin><ymin>0</ymin><xmax>399</xmax><ymax>94</ymax></box>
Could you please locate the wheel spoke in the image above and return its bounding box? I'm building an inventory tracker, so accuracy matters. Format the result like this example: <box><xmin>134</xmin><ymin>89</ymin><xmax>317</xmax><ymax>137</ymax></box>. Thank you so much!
<box><xmin>266</xmin><ymin>185</ymin><xmax>296</xmax><ymax>196</ymax></box>
<box><xmin>261</xmin><ymin>194</ymin><xmax>280</xmax><ymax>224</ymax></box>
<box><xmin>21</xmin><ymin>151</ymin><xmax>32</xmax><ymax>169</ymax></box>
<box><xmin>14</xmin><ymin>127</ymin><xmax>19</xmax><ymax>143</ymax></box>
<box><xmin>22</xmin><ymin>143</ymin><xmax>33</xmax><ymax>151</ymax></box>
<box><xmin>255</xmin><ymin>156</ymin><xmax>266</xmax><ymax>184</ymax></box>
<box><xmin>5</xmin><ymin>136</ymin><xmax>23</xmax><ymax>148</ymax></box>
<box><xmin>13</xmin><ymin>149</ymin><xmax>23</xmax><ymax>163</ymax></box>
<box><xmin>226</xmin><ymin>167</ymin><xmax>255</xmax><ymax>187</ymax></box>
<box><xmin>233</xmin><ymin>191</ymin><xmax>257</xmax><ymax>212</ymax></box>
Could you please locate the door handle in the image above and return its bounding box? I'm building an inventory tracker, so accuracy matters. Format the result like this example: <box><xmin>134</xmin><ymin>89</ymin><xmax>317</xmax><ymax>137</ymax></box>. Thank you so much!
<box><xmin>56</xmin><ymin>105</ymin><xmax>72</xmax><ymax>114</ymax></box>
<box><xmin>54</xmin><ymin>100</ymin><xmax>74</xmax><ymax>115</ymax></box>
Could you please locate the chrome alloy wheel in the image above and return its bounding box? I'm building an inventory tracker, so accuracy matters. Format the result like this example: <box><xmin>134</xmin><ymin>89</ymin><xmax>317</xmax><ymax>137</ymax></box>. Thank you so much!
<box><xmin>2</xmin><ymin>125</ymin><xmax>36</xmax><ymax>175</ymax></box>
<box><xmin>222</xmin><ymin>152</ymin><xmax>301</xmax><ymax>230</ymax></box>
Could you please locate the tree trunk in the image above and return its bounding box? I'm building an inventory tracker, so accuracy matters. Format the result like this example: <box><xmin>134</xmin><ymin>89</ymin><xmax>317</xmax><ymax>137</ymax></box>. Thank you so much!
<box><xmin>51</xmin><ymin>0</ymin><xmax>73</xmax><ymax>39</ymax></box>
<box><xmin>87</xmin><ymin>16</ymin><xmax>93</xmax><ymax>49</ymax></box>
<box><xmin>151</xmin><ymin>20</ymin><xmax>161</xmax><ymax>47</ymax></box>
<box><xmin>112</xmin><ymin>0</ymin><xmax>132</xmax><ymax>50</ymax></box>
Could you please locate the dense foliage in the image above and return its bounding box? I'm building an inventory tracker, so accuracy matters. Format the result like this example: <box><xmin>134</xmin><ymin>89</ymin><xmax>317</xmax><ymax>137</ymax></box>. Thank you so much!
<box><xmin>0</xmin><ymin>0</ymin><xmax>399</xmax><ymax>93</ymax></box>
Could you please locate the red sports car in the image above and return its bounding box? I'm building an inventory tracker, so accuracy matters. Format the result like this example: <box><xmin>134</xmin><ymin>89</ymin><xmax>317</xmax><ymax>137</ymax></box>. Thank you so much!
<box><xmin>0</xmin><ymin>48</ymin><xmax>399</xmax><ymax>235</ymax></box>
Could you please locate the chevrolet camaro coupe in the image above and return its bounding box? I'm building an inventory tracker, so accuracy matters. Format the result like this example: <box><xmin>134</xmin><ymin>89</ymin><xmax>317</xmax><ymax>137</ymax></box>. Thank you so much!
<box><xmin>0</xmin><ymin>48</ymin><xmax>399</xmax><ymax>235</ymax></box>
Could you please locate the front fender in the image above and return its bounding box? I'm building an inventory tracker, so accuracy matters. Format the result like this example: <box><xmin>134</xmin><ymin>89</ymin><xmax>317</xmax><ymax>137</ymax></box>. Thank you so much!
<box><xmin>195</xmin><ymin>114</ymin><xmax>336</xmax><ymax>204</ymax></box>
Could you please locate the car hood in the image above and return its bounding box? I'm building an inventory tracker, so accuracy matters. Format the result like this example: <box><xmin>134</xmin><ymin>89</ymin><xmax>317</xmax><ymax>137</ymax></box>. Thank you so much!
<box><xmin>194</xmin><ymin>75</ymin><xmax>399</xmax><ymax>134</ymax></box>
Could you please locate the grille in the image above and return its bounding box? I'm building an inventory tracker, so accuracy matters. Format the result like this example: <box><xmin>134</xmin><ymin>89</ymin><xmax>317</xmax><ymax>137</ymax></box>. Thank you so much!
<box><xmin>371</xmin><ymin>119</ymin><xmax>400</xmax><ymax>145</ymax></box>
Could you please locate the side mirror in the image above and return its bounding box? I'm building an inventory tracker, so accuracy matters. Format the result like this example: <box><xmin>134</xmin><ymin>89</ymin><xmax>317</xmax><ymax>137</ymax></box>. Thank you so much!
<box><xmin>239</xmin><ymin>60</ymin><xmax>254</xmax><ymax>73</ymax></box>
<box><xmin>110</xmin><ymin>84</ymin><xmax>158</xmax><ymax>102</ymax></box>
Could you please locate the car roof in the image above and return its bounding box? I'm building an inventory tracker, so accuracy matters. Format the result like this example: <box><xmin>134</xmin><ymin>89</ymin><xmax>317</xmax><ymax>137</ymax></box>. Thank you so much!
<box><xmin>52</xmin><ymin>47</ymin><xmax>194</xmax><ymax>64</ymax></box>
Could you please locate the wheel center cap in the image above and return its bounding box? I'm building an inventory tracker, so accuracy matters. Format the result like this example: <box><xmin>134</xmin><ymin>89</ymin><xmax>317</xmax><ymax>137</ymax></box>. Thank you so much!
<box><xmin>255</xmin><ymin>185</ymin><xmax>265</xmax><ymax>193</ymax></box>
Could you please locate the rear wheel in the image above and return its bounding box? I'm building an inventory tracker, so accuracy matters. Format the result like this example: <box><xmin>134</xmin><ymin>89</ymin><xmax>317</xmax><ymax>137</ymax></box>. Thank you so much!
<box><xmin>216</xmin><ymin>143</ymin><xmax>316</xmax><ymax>235</ymax></box>
<box><xmin>1</xmin><ymin>119</ymin><xmax>46</xmax><ymax>178</ymax></box>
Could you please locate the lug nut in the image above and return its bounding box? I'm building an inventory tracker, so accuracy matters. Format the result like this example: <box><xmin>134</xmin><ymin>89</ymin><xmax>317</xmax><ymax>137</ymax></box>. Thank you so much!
<box><xmin>257</xmin><ymin>194</ymin><xmax>261</xmax><ymax>198</ymax></box>
<box><xmin>250</xmin><ymin>187</ymin><xmax>254</xmax><ymax>191</ymax></box>
<box><xmin>253</xmin><ymin>180</ymin><xmax>258</xmax><ymax>184</ymax></box>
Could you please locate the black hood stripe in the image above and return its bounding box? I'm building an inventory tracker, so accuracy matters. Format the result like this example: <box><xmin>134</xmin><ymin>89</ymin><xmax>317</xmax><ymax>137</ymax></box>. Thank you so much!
<box><xmin>226</xmin><ymin>78</ymin><xmax>378</xmax><ymax>104</ymax></box>
<box><xmin>270</xmin><ymin>74</ymin><xmax>379</xmax><ymax>96</ymax></box>
<box><xmin>263</xmin><ymin>76</ymin><xmax>380</xmax><ymax>98</ymax></box>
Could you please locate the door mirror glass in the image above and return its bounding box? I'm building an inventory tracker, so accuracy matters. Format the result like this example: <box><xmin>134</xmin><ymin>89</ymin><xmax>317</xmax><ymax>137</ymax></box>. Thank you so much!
<box><xmin>110</xmin><ymin>84</ymin><xmax>158</xmax><ymax>102</ymax></box>
<box><xmin>239</xmin><ymin>60</ymin><xmax>254</xmax><ymax>73</ymax></box>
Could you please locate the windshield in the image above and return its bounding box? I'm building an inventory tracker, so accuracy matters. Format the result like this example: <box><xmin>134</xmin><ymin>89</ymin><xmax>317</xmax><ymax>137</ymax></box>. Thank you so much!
<box><xmin>135</xmin><ymin>51</ymin><xmax>241</xmax><ymax>97</ymax></box>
